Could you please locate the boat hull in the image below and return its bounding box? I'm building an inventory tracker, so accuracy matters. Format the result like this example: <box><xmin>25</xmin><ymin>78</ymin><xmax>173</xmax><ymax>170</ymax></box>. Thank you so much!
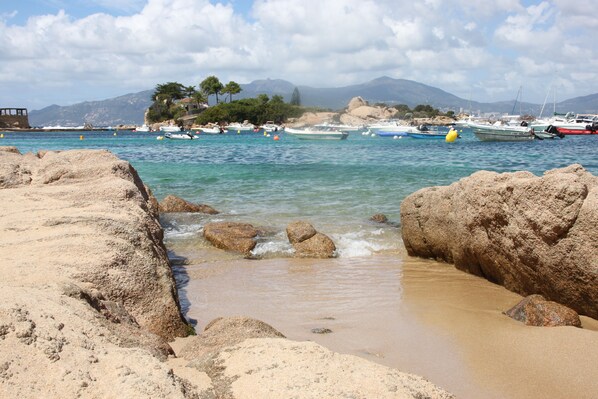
<box><xmin>407</xmin><ymin>132</ymin><xmax>447</xmax><ymax>139</ymax></box>
<box><xmin>285</xmin><ymin>128</ymin><xmax>348</xmax><ymax>140</ymax></box>
<box><xmin>556</xmin><ymin>127</ymin><xmax>596</xmax><ymax>135</ymax></box>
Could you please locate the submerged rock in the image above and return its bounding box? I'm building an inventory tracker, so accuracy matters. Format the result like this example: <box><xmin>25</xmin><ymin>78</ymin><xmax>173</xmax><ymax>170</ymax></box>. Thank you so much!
<box><xmin>400</xmin><ymin>164</ymin><xmax>598</xmax><ymax>319</ymax></box>
<box><xmin>505</xmin><ymin>295</ymin><xmax>582</xmax><ymax>327</ymax></box>
<box><xmin>370</xmin><ymin>213</ymin><xmax>388</xmax><ymax>223</ymax></box>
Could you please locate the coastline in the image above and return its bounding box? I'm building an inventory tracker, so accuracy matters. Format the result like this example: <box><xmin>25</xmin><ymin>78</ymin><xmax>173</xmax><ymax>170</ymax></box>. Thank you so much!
<box><xmin>0</xmin><ymin>147</ymin><xmax>454</xmax><ymax>398</ymax></box>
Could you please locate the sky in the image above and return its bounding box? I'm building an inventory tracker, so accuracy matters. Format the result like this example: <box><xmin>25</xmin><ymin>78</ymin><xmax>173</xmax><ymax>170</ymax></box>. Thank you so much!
<box><xmin>1</xmin><ymin>0</ymin><xmax>597</xmax><ymax>111</ymax></box>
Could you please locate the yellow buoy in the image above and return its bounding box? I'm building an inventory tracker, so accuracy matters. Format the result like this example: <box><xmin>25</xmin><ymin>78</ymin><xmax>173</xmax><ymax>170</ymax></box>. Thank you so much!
<box><xmin>113</xmin><ymin>132</ymin><xmax>117</xmax><ymax>136</ymax></box>
<box><xmin>80</xmin><ymin>135</ymin><xmax>84</xmax><ymax>140</ymax></box>
<box><xmin>0</xmin><ymin>133</ymin><xmax>4</xmax><ymax>138</ymax></box>
<box><xmin>445</xmin><ymin>128</ymin><xmax>458</xmax><ymax>143</ymax></box>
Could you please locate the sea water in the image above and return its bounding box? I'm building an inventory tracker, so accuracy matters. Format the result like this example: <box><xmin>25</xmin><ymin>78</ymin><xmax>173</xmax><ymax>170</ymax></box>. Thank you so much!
<box><xmin>3</xmin><ymin>129</ymin><xmax>597</xmax><ymax>258</ymax></box>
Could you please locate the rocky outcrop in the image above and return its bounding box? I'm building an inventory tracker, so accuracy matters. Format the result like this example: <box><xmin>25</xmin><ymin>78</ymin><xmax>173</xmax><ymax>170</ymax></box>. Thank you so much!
<box><xmin>0</xmin><ymin>148</ymin><xmax>194</xmax><ymax>398</ymax></box>
<box><xmin>176</xmin><ymin>317</ymin><xmax>454</xmax><ymax>399</ymax></box>
<box><xmin>203</xmin><ymin>221</ymin><xmax>258</xmax><ymax>256</ymax></box>
<box><xmin>370</xmin><ymin>213</ymin><xmax>389</xmax><ymax>223</ymax></box>
<box><xmin>180</xmin><ymin>317</ymin><xmax>286</xmax><ymax>362</ymax></box>
<box><xmin>504</xmin><ymin>295</ymin><xmax>582</xmax><ymax>327</ymax></box>
<box><xmin>286</xmin><ymin>221</ymin><xmax>336</xmax><ymax>258</ymax></box>
<box><xmin>158</xmin><ymin>194</ymin><xmax>219</xmax><ymax>214</ymax></box>
<box><xmin>400</xmin><ymin>164</ymin><xmax>598</xmax><ymax>318</ymax></box>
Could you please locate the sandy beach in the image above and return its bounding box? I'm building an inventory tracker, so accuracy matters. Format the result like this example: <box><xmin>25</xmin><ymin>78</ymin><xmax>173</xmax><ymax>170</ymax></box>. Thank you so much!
<box><xmin>170</xmin><ymin>244</ymin><xmax>598</xmax><ymax>399</ymax></box>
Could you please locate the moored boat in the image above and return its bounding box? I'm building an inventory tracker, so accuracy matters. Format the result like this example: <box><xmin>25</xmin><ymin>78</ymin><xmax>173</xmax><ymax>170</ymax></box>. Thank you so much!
<box><xmin>162</xmin><ymin>131</ymin><xmax>199</xmax><ymax>140</ymax></box>
<box><xmin>285</xmin><ymin>127</ymin><xmax>349</xmax><ymax>140</ymax></box>
<box><xmin>469</xmin><ymin>122</ymin><xmax>535</xmax><ymax>142</ymax></box>
<box><xmin>159</xmin><ymin>124</ymin><xmax>181</xmax><ymax>133</ymax></box>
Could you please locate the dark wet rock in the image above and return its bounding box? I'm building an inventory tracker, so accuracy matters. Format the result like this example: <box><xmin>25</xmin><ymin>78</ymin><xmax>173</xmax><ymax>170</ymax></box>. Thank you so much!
<box><xmin>400</xmin><ymin>164</ymin><xmax>598</xmax><ymax>319</ymax></box>
<box><xmin>504</xmin><ymin>295</ymin><xmax>582</xmax><ymax>327</ymax></box>
<box><xmin>158</xmin><ymin>194</ymin><xmax>219</xmax><ymax>214</ymax></box>
<box><xmin>311</xmin><ymin>328</ymin><xmax>333</xmax><ymax>334</ymax></box>
<box><xmin>203</xmin><ymin>221</ymin><xmax>258</xmax><ymax>255</ymax></box>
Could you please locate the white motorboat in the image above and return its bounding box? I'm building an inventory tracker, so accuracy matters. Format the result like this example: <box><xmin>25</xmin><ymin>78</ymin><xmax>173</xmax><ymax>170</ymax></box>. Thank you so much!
<box><xmin>163</xmin><ymin>132</ymin><xmax>199</xmax><ymax>140</ymax></box>
<box><xmin>159</xmin><ymin>124</ymin><xmax>181</xmax><ymax>133</ymax></box>
<box><xmin>199</xmin><ymin>126</ymin><xmax>227</xmax><ymax>134</ymax></box>
<box><xmin>225</xmin><ymin>122</ymin><xmax>255</xmax><ymax>133</ymax></box>
<box><xmin>262</xmin><ymin>121</ymin><xmax>282</xmax><ymax>132</ymax></box>
<box><xmin>468</xmin><ymin>122</ymin><xmax>535</xmax><ymax>142</ymax></box>
<box><xmin>135</xmin><ymin>124</ymin><xmax>151</xmax><ymax>132</ymax></box>
<box><xmin>285</xmin><ymin>127</ymin><xmax>349</xmax><ymax>140</ymax></box>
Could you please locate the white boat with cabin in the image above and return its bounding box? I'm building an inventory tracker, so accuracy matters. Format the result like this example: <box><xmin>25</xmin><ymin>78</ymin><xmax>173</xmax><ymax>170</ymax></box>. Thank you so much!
<box><xmin>285</xmin><ymin>127</ymin><xmax>349</xmax><ymax>140</ymax></box>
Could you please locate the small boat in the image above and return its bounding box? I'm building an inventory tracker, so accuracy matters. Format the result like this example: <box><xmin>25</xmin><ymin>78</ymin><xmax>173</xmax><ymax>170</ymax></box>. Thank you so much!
<box><xmin>469</xmin><ymin>122</ymin><xmax>535</xmax><ymax>142</ymax></box>
<box><xmin>199</xmin><ymin>126</ymin><xmax>227</xmax><ymax>134</ymax></box>
<box><xmin>262</xmin><ymin>121</ymin><xmax>282</xmax><ymax>132</ymax></box>
<box><xmin>135</xmin><ymin>124</ymin><xmax>151</xmax><ymax>132</ymax></box>
<box><xmin>163</xmin><ymin>132</ymin><xmax>199</xmax><ymax>140</ymax></box>
<box><xmin>285</xmin><ymin>127</ymin><xmax>349</xmax><ymax>140</ymax></box>
<box><xmin>405</xmin><ymin>125</ymin><xmax>449</xmax><ymax>139</ymax></box>
<box><xmin>534</xmin><ymin>126</ymin><xmax>565</xmax><ymax>140</ymax></box>
<box><xmin>551</xmin><ymin>122</ymin><xmax>598</xmax><ymax>135</ymax></box>
<box><xmin>159</xmin><ymin>124</ymin><xmax>181</xmax><ymax>133</ymax></box>
<box><xmin>225</xmin><ymin>122</ymin><xmax>255</xmax><ymax>133</ymax></box>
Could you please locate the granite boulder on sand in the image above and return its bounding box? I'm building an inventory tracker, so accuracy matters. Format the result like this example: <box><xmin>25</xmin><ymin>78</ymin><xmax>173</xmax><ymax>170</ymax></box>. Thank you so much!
<box><xmin>400</xmin><ymin>164</ymin><xmax>598</xmax><ymax>319</ymax></box>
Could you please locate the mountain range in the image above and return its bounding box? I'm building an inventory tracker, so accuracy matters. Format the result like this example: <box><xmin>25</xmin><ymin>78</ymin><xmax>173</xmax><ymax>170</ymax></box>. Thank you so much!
<box><xmin>28</xmin><ymin>77</ymin><xmax>598</xmax><ymax>127</ymax></box>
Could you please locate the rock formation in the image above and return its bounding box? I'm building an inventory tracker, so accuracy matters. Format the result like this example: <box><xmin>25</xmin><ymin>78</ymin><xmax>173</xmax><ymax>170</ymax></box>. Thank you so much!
<box><xmin>286</xmin><ymin>221</ymin><xmax>336</xmax><ymax>258</ymax></box>
<box><xmin>176</xmin><ymin>317</ymin><xmax>454</xmax><ymax>399</ymax></box>
<box><xmin>0</xmin><ymin>148</ymin><xmax>192</xmax><ymax>398</ymax></box>
<box><xmin>159</xmin><ymin>194</ymin><xmax>219</xmax><ymax>214</ymax></box>
<box><xmin>400</xmin><ymin>164</ymin><xmax>598</xmax><ymax>318</ymax></box>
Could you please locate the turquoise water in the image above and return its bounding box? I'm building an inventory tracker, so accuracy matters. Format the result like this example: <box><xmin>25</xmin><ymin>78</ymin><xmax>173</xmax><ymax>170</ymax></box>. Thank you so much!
<box><xmin>3</xmin><ymin>129</ymin><xmax>597</xmax><ymax>257</ymax></box>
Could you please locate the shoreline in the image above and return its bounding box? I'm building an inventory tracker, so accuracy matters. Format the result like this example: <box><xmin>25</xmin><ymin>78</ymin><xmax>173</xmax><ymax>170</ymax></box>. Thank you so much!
<box><xmin>0</xmin><ymin>147</ymin><xmax>455</xmax><ymax>398</ymax></box>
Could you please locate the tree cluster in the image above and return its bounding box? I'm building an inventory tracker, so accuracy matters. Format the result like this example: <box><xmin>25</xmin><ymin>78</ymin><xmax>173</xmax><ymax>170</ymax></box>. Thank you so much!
<box><xmin>146</xmin><ymin>76</ymin><xmax>242</xmax><ymax>123</ymax></box>
<box><xmin>195</xmin><ymin>94</ymin><xmax>304</xmax><ymax>126</ymax></box>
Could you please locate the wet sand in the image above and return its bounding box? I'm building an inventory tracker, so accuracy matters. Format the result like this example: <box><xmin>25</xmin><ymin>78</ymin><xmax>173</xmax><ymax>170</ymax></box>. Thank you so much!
<box><xmin>174</xmin><ymin>248</ymin><xmax>598</xmax><ymax>399</ymax></box>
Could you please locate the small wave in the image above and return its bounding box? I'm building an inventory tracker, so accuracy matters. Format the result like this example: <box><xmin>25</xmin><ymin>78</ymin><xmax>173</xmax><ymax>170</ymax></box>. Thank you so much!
<box><xmin>252</xmin><ymin>240</ymin><xmax>294</xmax><ymax>258</ymax></box>
<box><xmin>333</xmin><ymin>230</ymin><xmax>396</xmax><ymax>258</ymax></box>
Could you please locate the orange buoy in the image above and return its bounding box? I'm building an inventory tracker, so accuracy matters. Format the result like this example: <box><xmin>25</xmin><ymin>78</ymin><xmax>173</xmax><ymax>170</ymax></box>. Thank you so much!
<box><xmin>273</xmin><ymin>135</ymin><xmax>279</xmax><ymax>141</ymax></box>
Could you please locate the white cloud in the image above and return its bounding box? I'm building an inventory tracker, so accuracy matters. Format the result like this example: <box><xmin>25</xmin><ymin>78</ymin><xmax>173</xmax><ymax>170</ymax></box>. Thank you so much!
<box><xmin>0</xmin><ymin>0</ymin><xmax>597</xmax><ymax>110</ymax></box>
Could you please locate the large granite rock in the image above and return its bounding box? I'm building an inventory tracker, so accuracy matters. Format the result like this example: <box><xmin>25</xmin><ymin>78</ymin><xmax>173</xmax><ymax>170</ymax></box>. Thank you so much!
<box><xmin>203</xmin><ymin>221</ymin><xmax>258</xmax><ymax>256</ymax></box>
<box><xmin>400</xmin><ymin>164</ymin><xmax>598</xmax><ymax>318</ymax></box>
<box><xmin>158</xmin><ymin>194</ymin><xmax>219</xmax><ymax>214</ymax></box>
<box><xmin>0</xmin><ymin>148</ymin><xmax>195</xmax><ymax>398</ymax></box>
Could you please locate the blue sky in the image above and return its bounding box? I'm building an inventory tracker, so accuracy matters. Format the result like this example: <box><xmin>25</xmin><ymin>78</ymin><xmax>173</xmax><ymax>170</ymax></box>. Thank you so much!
<box><xmin>1</xmin><ymin>0</ymin><xmax>597</xmax><ymax>111</ymax></box>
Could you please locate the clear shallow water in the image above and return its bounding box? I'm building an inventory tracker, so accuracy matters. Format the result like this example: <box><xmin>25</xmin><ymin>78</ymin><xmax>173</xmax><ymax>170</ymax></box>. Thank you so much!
<box><xmin>3</xmin><ymin>129</ymin><xmax>597</xmax><ymax>257</ymax></box>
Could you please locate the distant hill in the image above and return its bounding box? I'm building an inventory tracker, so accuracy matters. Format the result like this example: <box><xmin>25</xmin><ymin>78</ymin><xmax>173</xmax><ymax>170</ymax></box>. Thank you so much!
<box><xmin>28</xmin><ymin>78</ymin><xmax>597</xmax><ymax>127</ymax></box>
<box><xmin>29</xmin><ymin>90</ymin><xmax>153</xmax><ymax>127</ymax></box>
